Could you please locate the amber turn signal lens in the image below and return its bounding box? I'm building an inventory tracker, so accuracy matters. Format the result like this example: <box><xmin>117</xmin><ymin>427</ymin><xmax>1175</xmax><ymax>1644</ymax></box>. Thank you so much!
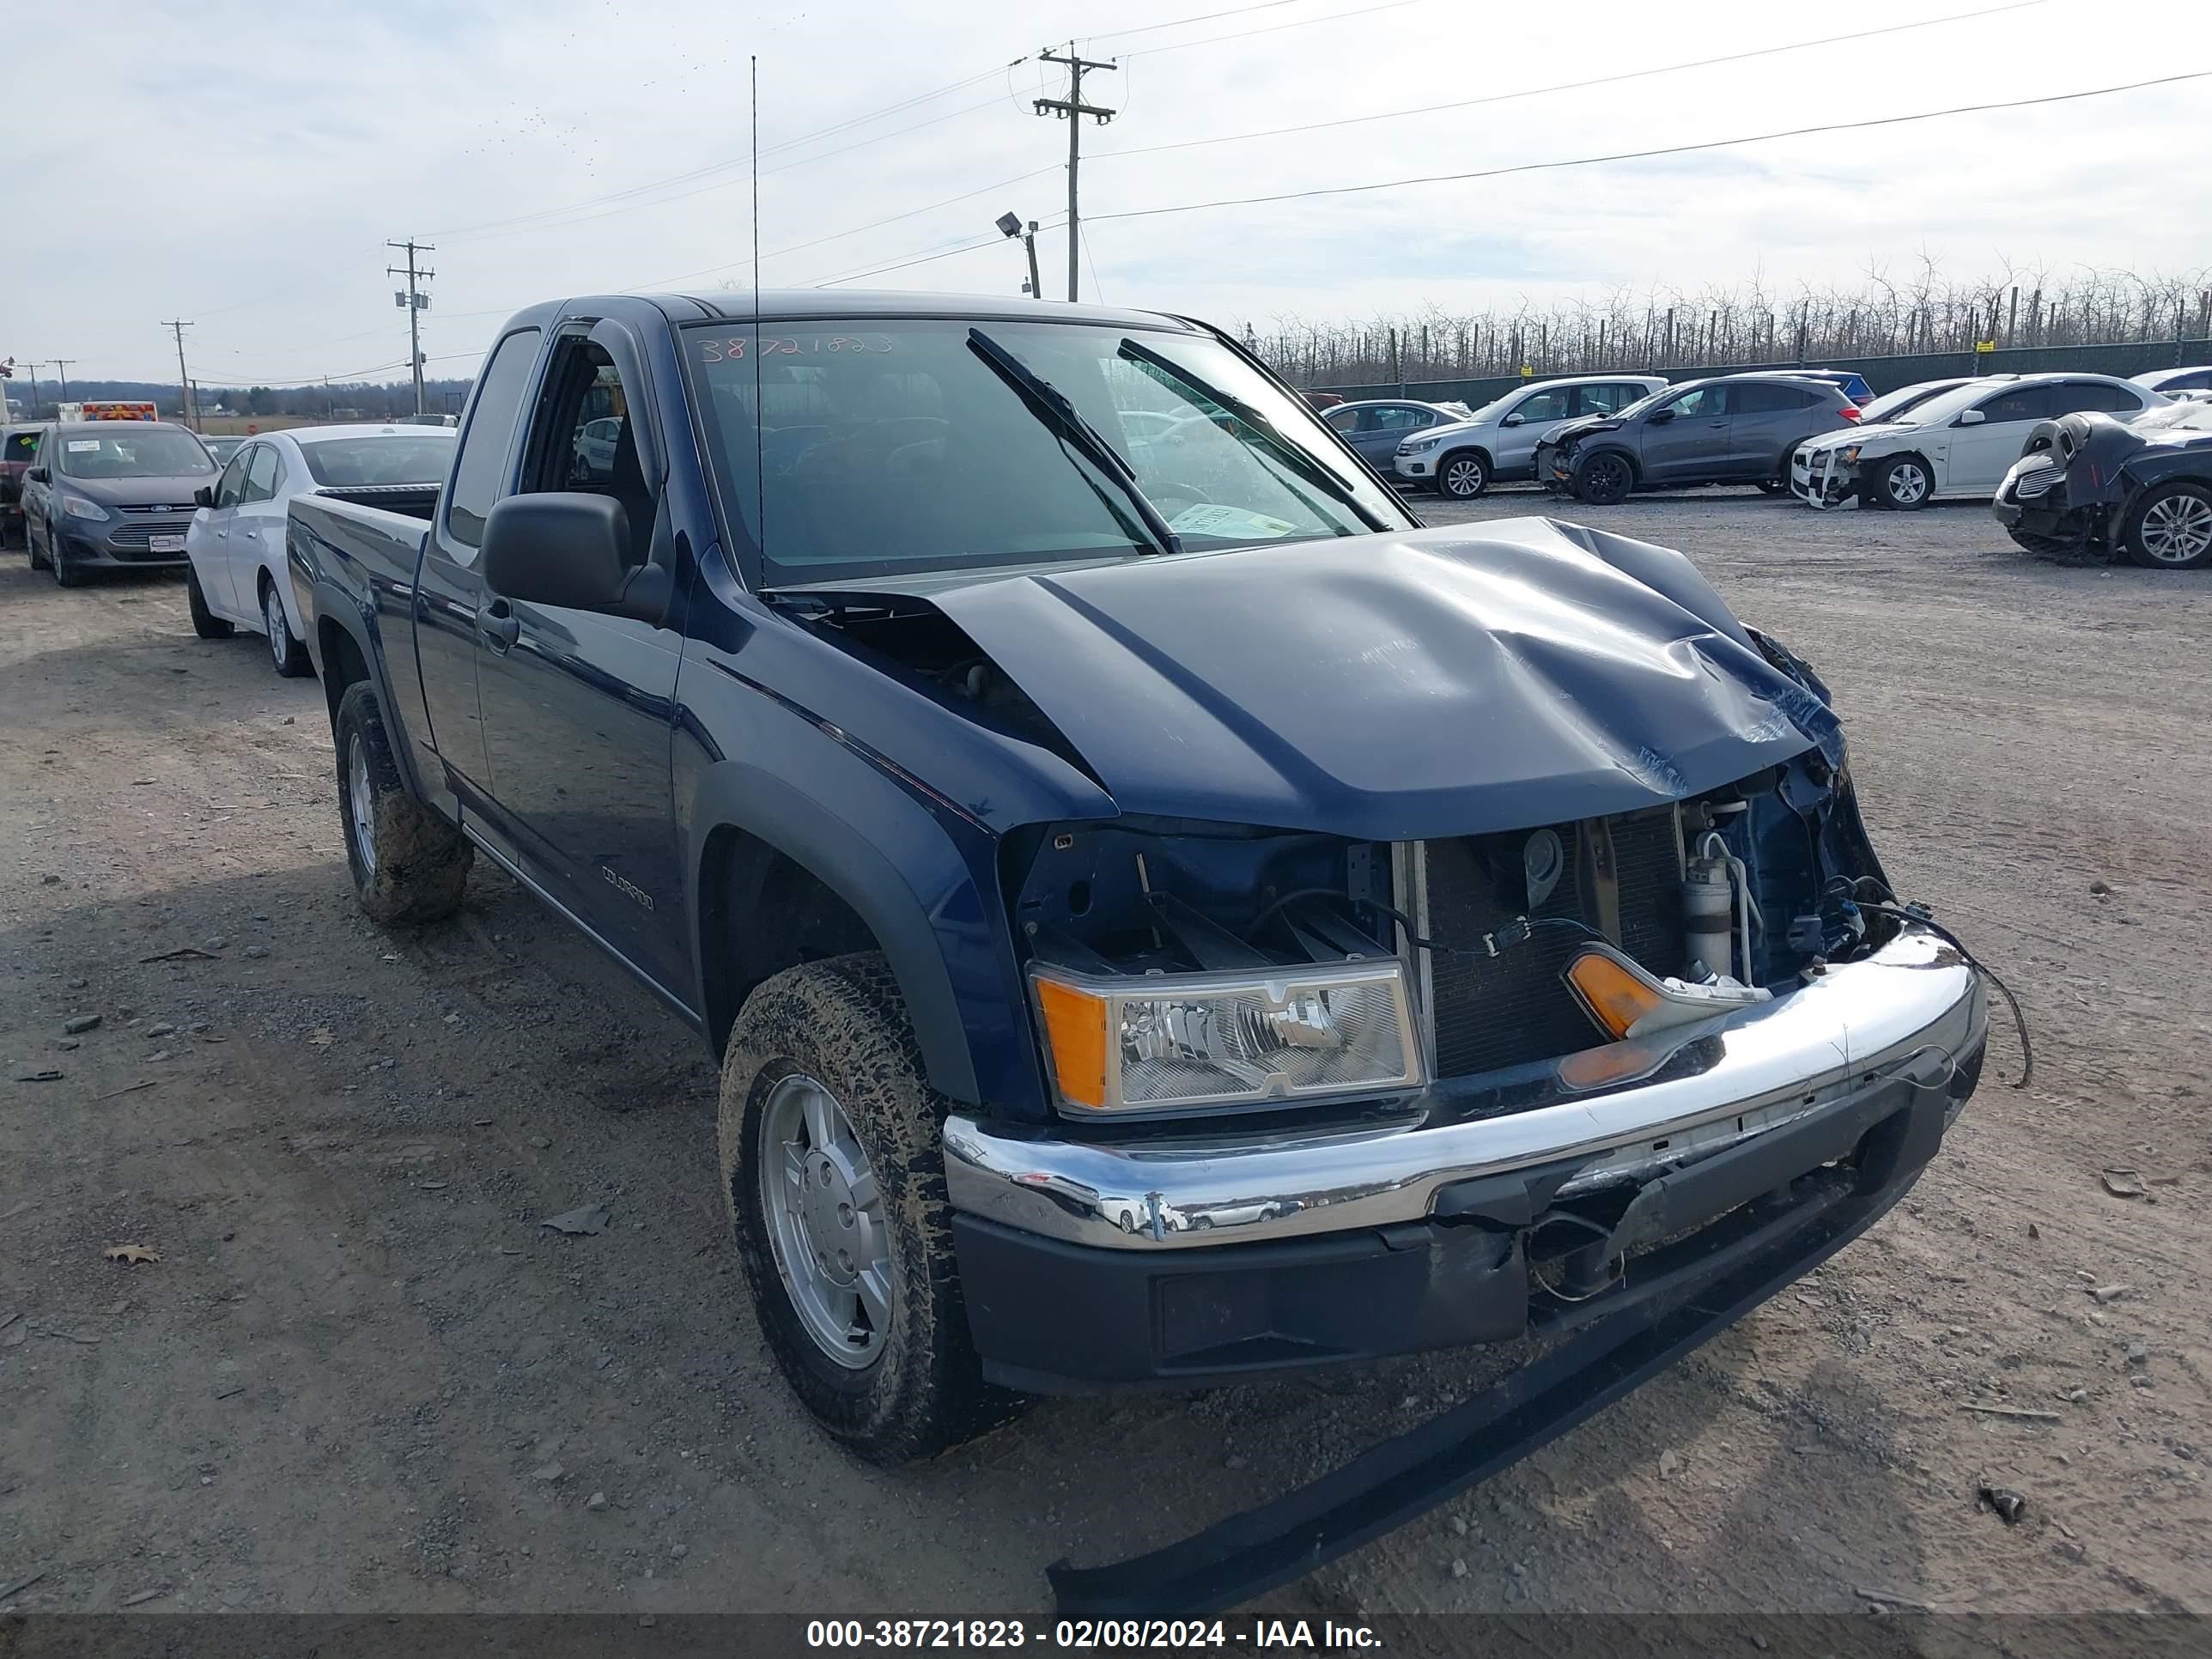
<box><xmin>1563</xmin><ymin>945</ymin><xmax>1668</xmax><ymax>1042</ymax></box>
<box><xmin>1033</xmin><ymin>976</ymin><xmax>1109</xmax><ymax>1109</ymax></box>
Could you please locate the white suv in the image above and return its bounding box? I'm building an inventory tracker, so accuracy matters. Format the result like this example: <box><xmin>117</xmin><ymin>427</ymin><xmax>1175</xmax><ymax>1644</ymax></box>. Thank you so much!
<box><xmin>1395</xmin><ymin>374</ymin><xmax>1666</xmax><ymax>500</ymax></box>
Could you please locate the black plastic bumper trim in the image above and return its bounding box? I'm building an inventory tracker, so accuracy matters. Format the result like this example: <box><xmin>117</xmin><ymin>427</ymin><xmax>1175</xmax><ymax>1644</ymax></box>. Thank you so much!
<box><xmin>1046</xmin><ymin>1080</ymin><xmax>1948</xmax><ymax>1617</ymax></box>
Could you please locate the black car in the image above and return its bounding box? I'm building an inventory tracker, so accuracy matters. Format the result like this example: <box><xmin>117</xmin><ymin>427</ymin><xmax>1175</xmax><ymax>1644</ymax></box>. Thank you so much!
<box><xmin>20</xmin><ymin>421</ymin><xmax>217</xmax><ymax>586</ymax></box>
<box><xmin>1542</xmin><ymin>374</ymin><xmax>1859</xmax><ymax>504</ymax></box>
<box><xmin>1995</xmin><ymin>403</ymin><xmax>2212</xmax><ymax>569</ymax></box>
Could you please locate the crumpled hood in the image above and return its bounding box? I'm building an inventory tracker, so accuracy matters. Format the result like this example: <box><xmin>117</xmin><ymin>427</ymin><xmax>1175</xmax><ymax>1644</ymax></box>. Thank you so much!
<box><xmin>1547</xmin><ymin>415</ymin><xmax>1621</xmax><ymax>446</ymax></box>
<box><xmin>907</xmin><ymin>519</ymin><xmax>1840</xmax><ymax>842</ymax></box>
<box><xmin>1801</xmin><ymin>421</ymin><xmax>1915</xmax><ymax>454</ymax></box>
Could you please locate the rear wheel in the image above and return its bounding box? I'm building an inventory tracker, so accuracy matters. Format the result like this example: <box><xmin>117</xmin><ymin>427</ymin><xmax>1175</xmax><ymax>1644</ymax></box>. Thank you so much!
<box><xmin>1435</xmin><ymin>450</ymin><xmax>1489</xmax><ymax>501</ymax></box>
<box><xmin>1870</xmin><ymin>455</ymin><xmax>1932</xmax><ymax>510</ymax></box>
<box><xmin>332</xmin><ymin>682</ymin><xmax>471</xmax><ymax>926</ymax></box>
<box><xmin>1571</xmin><ymin>451</ymin><xmax>1634</xmax><ymax>505</ymax></box>
<box><xmin>262</xmin><ymin>580</ymin><xmax>313</xmax><ymax>677</ymax></box>
<box><xmin>187</xmin><ymin>566</ymin><xmax>234</xmax><ymax>639</ymax></box>
<box><xmin>720</xmin><ymin>954</ymin><xmax>1017</xmax><ymax>1464</ymax></box>
<box><xmin>2123</xmin><ymin>483</ymin><xmax>2212</xmax><ymax>570</ymax></box>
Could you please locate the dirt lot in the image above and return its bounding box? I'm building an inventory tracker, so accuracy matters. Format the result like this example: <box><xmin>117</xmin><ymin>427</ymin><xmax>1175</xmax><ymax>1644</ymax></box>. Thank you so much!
<box><xmin>2</xmin><ymin>489</ymin><xmax>2207</xmax><ymax>1626</ymax></box>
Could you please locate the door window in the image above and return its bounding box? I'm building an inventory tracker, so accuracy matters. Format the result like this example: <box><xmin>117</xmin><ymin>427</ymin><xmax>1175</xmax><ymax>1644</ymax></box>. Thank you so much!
<box><xmin>1369</xmin><ymin>404</ymin><xmax>1433</xmax><ymax>430</ymax></box>
<box><xmin>1661</xmin><ymin>384</ymin><xmax>1732</xmax><ymax>418</ymax></box>
<box><xmin>1733</xmin><ymin>382</ymin><xmax>1818</xmax><ymax>414</ymax></box>
<box><xmin>523</xmin><ymin>335</ymin><xmax>657</xmax><ymax>568</ymax></box>
<box><xmin>1510</xmin><ymin>388</ymin><xmax>1573</xmax><ymax>424</ymax></box>
<box><xmin>1972</xmin><ymin>386</ymin><xmax>2057</xmax><ymax>424</ymax></box>
<box><xmin>443</xmin><ymin>326</ymin><xmax>544</xmax><ymax>554</ymax></box>
<box><xmin>214</xmin><ymin>450</ymin><xmax>252</xmax><ymax>508</ymax></box>
<box><xmin>1324</xmin><ymin>407</ymin><xmax>1359</xmax><ymax>434</ymax></box>
<box><xmin>1573</xmin><ymin>384</ymin><xmax>1642</xmax><ymax>416</ymax></box>
<box><xmin>2051</xmin><ymin>381</ymin><xmax>2140</xmax><ymax>415</ymax></box>
<box><xmin>242</xmin><ymin>445</ymin><xmax>283</xmax><ymax>503</ymax></box>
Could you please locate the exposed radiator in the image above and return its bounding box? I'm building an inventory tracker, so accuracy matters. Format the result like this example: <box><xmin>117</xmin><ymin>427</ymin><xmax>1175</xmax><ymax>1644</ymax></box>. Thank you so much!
<box><xmin>1418</xmin><ymin>808</ymin><xmax>1684</xmax><ymax>1079</ymax></box>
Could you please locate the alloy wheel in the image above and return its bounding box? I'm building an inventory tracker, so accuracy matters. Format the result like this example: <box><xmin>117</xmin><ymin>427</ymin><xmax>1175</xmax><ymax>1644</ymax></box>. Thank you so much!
<box><xmin>1886</xmin><ymin>461</ymin><xmax>1929</xmax><ymax>506</ymax></box>
<box><xmin>759</xmin><ymin>1072</ymin><xmax>891</xmax><ymax>1369</ymax></box>
<box><xmin>265</xmin><ymin>587</ymin><xmax>289</xmax><ymax>672</ymax></box>
<box><xmin>1441</xmin><ymin>455</ymin><xmax>1485</xmax><ymax>498</ymax></box>
<box><xmin>347</xmin><ymin>734</ymin><xmax>378</xmax><ymax>878</ymax></box>
<box><xmin>2139</xmin><ymin>493</ymin><xmax>2212</xmax><ymax>564</ymax></box>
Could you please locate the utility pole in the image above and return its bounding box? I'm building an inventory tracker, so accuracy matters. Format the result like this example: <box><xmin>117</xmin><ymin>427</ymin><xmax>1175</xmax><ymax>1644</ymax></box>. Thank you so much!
<box><xmin>1033</xmin><ymin>44</ymin><xmax>1116</xmax><ymax>303</ymax></box>
<box><xmin>386</xmin><ymin>239</ymin><xmax>436</xmax><ymax>416</ymax></box>
<box><xmin>51</xmin><ymin>358</ymin><xmax>75</xmax><ymax>404</ymax></box>
<box><xmin>20</xmin><ymin>362</ymin><xmax>47</xmax><ymax>419</ymax></box>
<box><xmin>161</xmin><ymin>322</ymin><xmax>195</xmax><ymax>428</ymax></box>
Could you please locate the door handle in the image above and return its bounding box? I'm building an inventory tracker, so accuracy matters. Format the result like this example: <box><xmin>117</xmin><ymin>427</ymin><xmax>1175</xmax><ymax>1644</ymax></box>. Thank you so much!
<box><xmin>481</xmin><ymin>598</ymin><xmax>521</xmax><ymax>652</ymax></box>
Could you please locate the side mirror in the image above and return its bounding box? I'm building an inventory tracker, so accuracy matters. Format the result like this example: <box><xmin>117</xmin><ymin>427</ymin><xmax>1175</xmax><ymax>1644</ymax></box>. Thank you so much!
<box><xmin>1956</xmin><ymin>408</ymin><xmax>1987</xmax><ymax>427</ymax></box>
<box><xmin>1499</xmin><ymin>413</ymin><xmax>1524</xmax><ymax>428</ymax></box>
<box><xmin>1646</xmin><ymin>407</ymin><xmax>1676</xmax><ymax>425</ymax></box>
<box><xmin>480</xmin><ymin>492</ymin><xmax>671</xmax><ymax>626</ymax></box>
<box><xmin>194</xmin><ymin>485</ymin><xmax>216</xmax><ymax>508</ymax></box>
<box><xmin>27</xmin><ymin>465</ymin><xmax>49</xmax><ymax>484</ymax></box>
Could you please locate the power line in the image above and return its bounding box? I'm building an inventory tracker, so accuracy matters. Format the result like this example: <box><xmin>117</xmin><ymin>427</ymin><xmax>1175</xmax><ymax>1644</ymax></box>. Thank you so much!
<box><xmin>1091</xmin><ymin>70</ymin><xmax>2212</xmax><ymax>222</ymax></box>
<box><xmin>1080</xmin><ymin>0</ymin><xmax>1304</xmax><ymax>47</ymax></box>
<box><xmin>1116</xmin><ymin>0</ymin><xmax>1429</xmax><ymax>58</ymax></box>
<box><xmin>810</xmin><ymin>222</ymin><xmax>1065</xmax><ymax>289</ymax></box>
<box><xmin>429</xmin><ymin>63</ymin><xmax>1027</xmax><ymax>242</ymax></box>
<box><xmin>1093</xmin><ymin>0</ymin><xmax>2051</xmax><ymax>161</ymax></box>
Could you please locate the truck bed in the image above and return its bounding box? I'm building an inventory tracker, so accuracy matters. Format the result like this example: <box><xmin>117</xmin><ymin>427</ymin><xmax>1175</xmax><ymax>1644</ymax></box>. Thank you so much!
<box><xmin>312</xmin><ymin>482</ymin><xmax>441</xmax><ymax>520</ymax></box>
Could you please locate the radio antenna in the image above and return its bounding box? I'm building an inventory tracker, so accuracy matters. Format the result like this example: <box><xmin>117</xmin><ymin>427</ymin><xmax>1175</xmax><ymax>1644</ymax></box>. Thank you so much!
<box><xmin>750</xmin><ymin>52</ymin><xmax>764</xmax><ymax>555</ymax></box>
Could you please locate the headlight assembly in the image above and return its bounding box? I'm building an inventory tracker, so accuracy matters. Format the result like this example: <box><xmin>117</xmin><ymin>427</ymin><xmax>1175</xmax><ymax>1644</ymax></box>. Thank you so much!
<box><xmin>1398</xmin><ymin>435</ymin><xmax>1443</xmax><ymax>454</ymax></box>
<box><xmin>1031</xmin><ymin>959</ymin><xmax>1423</xmax><ymax>1117</ymax></box>
<box><xmin>61</xmin><ymin>495</ymin><xmax>112</xmax><ymax>521</ymax></box>
<box><xmin>1838</xmin><ymin>446</ymin><xmax>1861</xmax><ymax>465</ymax></box>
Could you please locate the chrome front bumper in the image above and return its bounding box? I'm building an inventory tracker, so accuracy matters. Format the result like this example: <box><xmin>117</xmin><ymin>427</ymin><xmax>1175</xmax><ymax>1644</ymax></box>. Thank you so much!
<box><xmin>944</xmin><ymin>923</ymin><xmax>1983</xmax><ymax>1252</ymax></box>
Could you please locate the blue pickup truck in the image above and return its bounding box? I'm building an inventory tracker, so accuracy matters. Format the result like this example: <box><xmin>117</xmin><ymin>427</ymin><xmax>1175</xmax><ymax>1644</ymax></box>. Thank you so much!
<box><xmin>287</xmin><ymin>289</ymin><xmax>1986</xmax><ymax>1593</ymax></box>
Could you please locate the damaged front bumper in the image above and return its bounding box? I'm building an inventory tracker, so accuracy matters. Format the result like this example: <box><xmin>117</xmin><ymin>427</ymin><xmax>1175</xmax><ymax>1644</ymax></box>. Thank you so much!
<box><xmin>944</xmin><ymin>921</ymin><xmax>1983</xmax><ymax>1392</ymax></box>
<box><xmin>1789</xmin><ymin>444</ymin><xmax>1857</xmax><ymax>508</ymax></box>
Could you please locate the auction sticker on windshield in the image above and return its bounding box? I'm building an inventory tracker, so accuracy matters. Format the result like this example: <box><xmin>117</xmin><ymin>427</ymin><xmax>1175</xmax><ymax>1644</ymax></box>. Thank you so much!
<box><xmin>1169</xmin><ymin>503</ymin><xmax>1299</xmax><ymax>539</ymax></box>
<box><xmin>68</xmin><ymin>440</ymin><xmax>101</xmax><ymax>452</ymax></box>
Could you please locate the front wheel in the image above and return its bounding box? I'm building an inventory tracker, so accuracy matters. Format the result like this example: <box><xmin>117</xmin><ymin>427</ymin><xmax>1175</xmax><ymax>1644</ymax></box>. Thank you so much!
<box><xmin>1870</xmin><ymin>455</ymin><xmax>1932</xmax><ymax>511</ymax></box>
<box><xmin>332</xmin><ymin>681</ymin><xmax>471</xmax><ymax>925</ymax></box>
<box><xmin>2123</xmin><ymin>483</ymin><xmax>2212</xmax><ymax>570</ymax></box>
<box><xmin>1571</xmin><ymin>451</ymin><xmax>1634</xmax><ymax>505</ymax></box>
<box><xmin>1435</xmin><ymin>450</ymin><xmax>1488</xmax><ymax>501</ymax></box>
<box><xmin>720</xmin><ymin>954</ymin><xmax>1018</xmax><ymax>1464</ymax></box>
<box><xmin>27</xmin><ymin>519</ymin><xmax>50</xmax><ymax>571</ymax></box>
<box><xmin>187</xmin><ymin>566</ymin><xmax>234</xmax><ymax>639</ymax></box>
<box><xmin>263</xmin><ymin>581</ymin><xmax>313</xmax><ymax>677</ymax></box>
<box><xmin>1756</xmin><ymin>478</ymin><xmax>1787</xmax><ymax>496</ymax></box>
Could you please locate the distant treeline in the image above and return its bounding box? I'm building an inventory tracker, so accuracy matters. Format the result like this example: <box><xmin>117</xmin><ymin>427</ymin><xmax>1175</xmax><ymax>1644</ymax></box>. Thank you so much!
<box><xmin>4</xmin><ymin>378</ymin><xmax>477</xmax><ymax>422</ymax></box>
<box><xmin>1255</xmin><ymin>259</ymin><xmax>2212</xmax><ymax>387</ymax></box>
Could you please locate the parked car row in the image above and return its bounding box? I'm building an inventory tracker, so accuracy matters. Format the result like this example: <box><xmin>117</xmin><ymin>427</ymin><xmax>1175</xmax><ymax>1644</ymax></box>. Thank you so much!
<box><xmin>1994</xmin><ymin>399</ymin><xmax>2212</xmax><ymax>569</ymax></box>
<box><xmin>1352</xmin><ymin>363</ymin><xmax>2211</xmax><ymax>511</ymax></box>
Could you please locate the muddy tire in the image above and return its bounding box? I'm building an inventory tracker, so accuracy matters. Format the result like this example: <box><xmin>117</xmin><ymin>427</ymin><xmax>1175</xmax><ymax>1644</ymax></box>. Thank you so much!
<box><xmin>332</xmin><ymin>682</ymin><xmax>471</xmax><ymax>926</ymax></box>
<box><xmin>719</xmin><ymin>953</ymin><xmax>1017</xmax><ymax>1464</ymax></box>
<box><xmin>187</xmin><ymin>566</ymin><xmax>234</xmax><ymax>639</ymax></box>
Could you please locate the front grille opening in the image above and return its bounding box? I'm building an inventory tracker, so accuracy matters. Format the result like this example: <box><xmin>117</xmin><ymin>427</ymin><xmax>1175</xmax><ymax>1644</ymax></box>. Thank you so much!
<box><xmin>1420</xmin><ymin>807</ymin><xmax>1686</xmax><ymax>1079</ymax></box>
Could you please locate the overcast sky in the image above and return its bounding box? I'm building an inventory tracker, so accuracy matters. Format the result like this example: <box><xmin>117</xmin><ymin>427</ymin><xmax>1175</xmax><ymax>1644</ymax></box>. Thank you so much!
<box><xmin>6</xmin><ymin>0</ymin><xmax>2206</xmax><ymax>385</ymax></box>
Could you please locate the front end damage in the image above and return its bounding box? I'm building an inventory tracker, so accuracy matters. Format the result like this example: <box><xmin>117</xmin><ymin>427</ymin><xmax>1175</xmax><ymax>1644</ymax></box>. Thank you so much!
<box><xmin>778</xmin><ymin>520</ymin><xmax>1990</xmax><ymax>1610</ymax></box>
<box><xmin>1993</xmin><ymin>412</ymin><xmax>2136</xmax><ymax>558</ymax></box>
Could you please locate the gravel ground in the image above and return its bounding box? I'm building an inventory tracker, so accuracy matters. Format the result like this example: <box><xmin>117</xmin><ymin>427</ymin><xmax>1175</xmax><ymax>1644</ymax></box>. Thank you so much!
<box><xmin>1</xmin><ymin>488</ymin><xmax>2206</xmax><ymax>1626</ymax></box>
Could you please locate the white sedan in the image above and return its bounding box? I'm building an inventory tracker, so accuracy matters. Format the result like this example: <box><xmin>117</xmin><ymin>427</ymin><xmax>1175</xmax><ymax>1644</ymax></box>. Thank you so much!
<box><xmin>1790</xmin><ymin>373</ymin><xmax>2165</xmax><ymax>509</ymax></box>
<box><xmin>184</xmin><ymin>424</ymin><xmax>456</xmax><ymax>674</ymax></box>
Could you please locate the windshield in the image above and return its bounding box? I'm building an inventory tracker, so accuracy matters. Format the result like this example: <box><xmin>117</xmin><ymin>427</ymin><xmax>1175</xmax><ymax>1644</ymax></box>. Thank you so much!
<box><xmin>685</xmin><ymin>317</ymin><xmax>1406</xmax><ymax>585</ymax></box>
<box><xmin>1857</xmin><ymin>381</ymin><xmax>1962</xmax><ymax>424</ymax></box>
<box><xmin>298</xmin><ymin>433</ymin><xmax>456</xmax><ymax>486</ymax></box>
<box><xmin>1893</xmin><ymin>382</ymin><xmax>2014</xmax><ymax>428</ymax></box>
<box><xmin>54</xmin><ymin>428</ymin><xmax>216</xmax><ymax>478</ymax></box>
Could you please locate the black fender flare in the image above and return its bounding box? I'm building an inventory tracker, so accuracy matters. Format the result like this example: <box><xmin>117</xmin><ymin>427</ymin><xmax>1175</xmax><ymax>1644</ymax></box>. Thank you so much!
<box><xmin>685</xmin><ymin>756</ymin><xmax>989</xmax><ymax>1108</ymax></box>
<box><xmin>307</xmin><ymin>568</ymin><xmax>434</xmax><ymax>806</ymax></box>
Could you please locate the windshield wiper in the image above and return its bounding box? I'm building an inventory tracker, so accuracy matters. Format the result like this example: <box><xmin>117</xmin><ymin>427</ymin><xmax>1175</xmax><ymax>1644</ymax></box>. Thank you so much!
<box><xmin>1115</xmin><ymin>337</ymin><xmax>1392</xmax><ymax>532</ymax></box>
<box><xmin>966</xmin><ymin>327</ymin><xmax>1182</xmax><ymax>556</ymax></box>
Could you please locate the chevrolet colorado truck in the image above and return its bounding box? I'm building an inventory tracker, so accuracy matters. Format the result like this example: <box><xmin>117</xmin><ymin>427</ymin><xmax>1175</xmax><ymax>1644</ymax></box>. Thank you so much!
<box><xmin>287</xmin><ymin>290</ymin><xmax>1986</xmax><ymax>1567</ymax></box>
